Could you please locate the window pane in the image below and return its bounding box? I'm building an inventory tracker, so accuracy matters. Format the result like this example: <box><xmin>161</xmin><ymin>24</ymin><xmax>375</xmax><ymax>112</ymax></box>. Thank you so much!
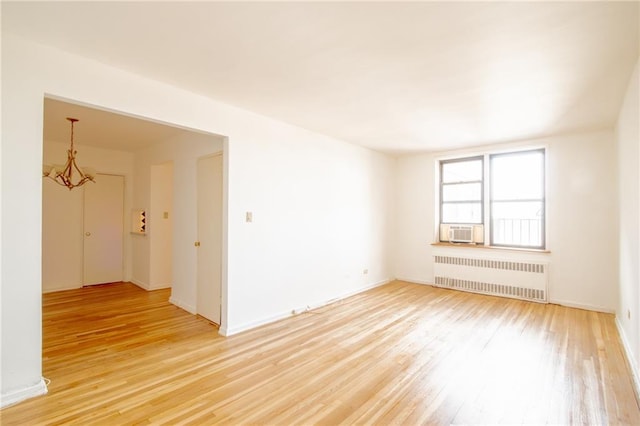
<box><xmin>491</xmin><ymin>151</ymin><xmax>544</xmax><ymax>200</ymax></box>
<box><xmin>442</xmin><ymin>202</ymin><xmax>482</xmax><ymax>224</ymax></box>
<box><xmin>491</xmin><ymin>201</ymin><xmax>543</xmax><ymax>247</ymax></box>
<box><xmin>442</xmin><ymin>182</ymin><xmax>481</xmax><ymax>202</ymax></box>
<box><xmin>442</xmin><ymin>159</ymin><xmax>482</xmax><ymax>183</ymax></box>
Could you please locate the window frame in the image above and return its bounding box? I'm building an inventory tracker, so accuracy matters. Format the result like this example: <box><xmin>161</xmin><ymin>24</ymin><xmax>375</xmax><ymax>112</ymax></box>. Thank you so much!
<box><xmin>439</xmin><ymin>155</ymin><xmax>484</xmax><ymax>225</ymax></box>
<box><xmin>438</xmin><ymin>148</ymin><xmax>546</xmax><ymax>250</ymax></box>
<box><xmin>489</xmin><ymin>148</ymin><xmax>546</xmax><ymax>250</ymax></box>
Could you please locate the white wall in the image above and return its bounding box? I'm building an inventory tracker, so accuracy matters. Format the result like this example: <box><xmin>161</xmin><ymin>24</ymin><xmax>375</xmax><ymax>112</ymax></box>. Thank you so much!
<box><xmin>394</xmin><ymin>130</ymin><xmax>619</xmax><ymax>312</ymax></box>
<box><xmin>393</xmin><ymin>152</ymin><xmax>436</xmax><ymax>283</ymax></box>
<box><xmin>149</xmin><ymin>162</ymin><xmax>173</xmax><ymax>289</ymax></box>
<box><xmin>42</xmin><ymin>140</ymin><xmax>134</xmax><ymax>292</ymax></box>
<box><xmin>42</xmin><ymin>178</ymin><xmax>83</xmax><ymax>292</ymax></box>
<box><xmin>1</xmin><ymin>35</ymin><xmax>395</xmax><ymax>404</ymax></box>
<box><xmin>616</xmin><ymin>58</ymin><xmax>640</xmax><ymax>386</ymax></box>
<box><xmin>225</xmin><ymin>130</ymin><xmax>395</xmax><ymax>334</ymax></box>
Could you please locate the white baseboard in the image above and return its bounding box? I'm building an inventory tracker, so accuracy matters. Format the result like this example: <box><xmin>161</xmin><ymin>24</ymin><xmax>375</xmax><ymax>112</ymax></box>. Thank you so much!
<box><xmin>130</xmin><ymin>279</ymin><xmax>150</xmax><ymax>290</ymax></box>
<box><xmin>395</xmin><ymin>277</ymin><xmax>432</xmax><ymax>286</ymax></box>
<box><xmin>615</xmin><ymin>317</ymin><xmax>640</xmax><ymax>402</ymax></box>
<box><xmin>397</xmin><ymin>279</ymin><xmax>615</xmax><ymax>314</ymax></box>
<box><xmin>42</xmin><ymin>284</ymin><xmax>82</xmax><ymax>294</ymax></box>
<box><xmin>335</xmin><ymin>278</ymin><xmax>391</xmax><ymax>301</ymax></box>
<box><xmin>548</xmin><ymin>298</ymin><xmax>615</xmax><ymax>314</ymax></box>
<box><xmin>0</xmin><ymin>378</ymin><xmax>48</xmax><ymax>409</ymax></box>
<box><xmin>131</xmin><ymin>279</ymin><xmax>171</xmax><ymax>291</ymax></box>
<box><xmin>149</xmin><ymin>284</ymin><xmax>172</xmax><ymax>290</ymax></box>
<box><xmin>220</xmin><ymin>278</ymin><xmax>391</xmax><ymax>337</ymax></box>
<box><xmin>220</xmin><ymin>310</ymin><xmax>289</xmax><ymax>337</ymax></box>
<box><xmin>169</xmin><ymin>296</ymin><xmax>196</xmax><ymax>314</ymax></box>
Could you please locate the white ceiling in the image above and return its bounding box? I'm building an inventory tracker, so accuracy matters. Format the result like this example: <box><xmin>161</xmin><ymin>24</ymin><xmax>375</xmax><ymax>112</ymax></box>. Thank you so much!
<box><xmin>43</xmin><ymin>98</ymin><xmax>201</xmax><ymax>152</ymax></box>
<box><xmin>4</xmin><ymin>2</ymin><xmax>639</xmax><ymax>154</ymax></box>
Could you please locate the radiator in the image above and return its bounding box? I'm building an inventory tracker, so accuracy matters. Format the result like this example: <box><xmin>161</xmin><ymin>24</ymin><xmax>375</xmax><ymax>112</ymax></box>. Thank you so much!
<box><xmin>433</xmin><ymin>255</ymin><xmax>548</xmax><ymax>302</ymax></box>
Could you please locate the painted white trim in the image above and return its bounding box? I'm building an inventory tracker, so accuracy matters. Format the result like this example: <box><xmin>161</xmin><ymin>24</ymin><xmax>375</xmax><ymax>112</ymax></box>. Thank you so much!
<box><xmin>615</xmin><ymin>317</ymin><xmax>640</xmax><ymax>401</ymax></box>
<box><xmin>335</xmin><ymin>278</ymin><xmax>392</xmax><ymax>300</ymax></box>
<box><xmin>42</xmin><ymin>285</ymin><xmax>82</xmax><ymax>294</ymax></box>
<box><xmin>220</xmin><ymin>279</ymin><xmax>391</xmax><ymax>336</ymax></box>
<box><xmin>130</xmin><ymin>279</ymin><xmax>150</xmax><ymax>290</ymax></box>
<box><xmin>130</xmin><ymin>279</ymin><xmax>170</xmax><ymax>291</ymax></box>
<box><xmin>220</xmin><ymin>310</ymin><xmax>290</xmax><ymax>337</ymax></box>
<box><xmin>548</xmin><ymin>298</ymin><xmax>615</xmax><ymax>314</ymax></box>
<box><xmin>397</xmin><ymin>279</ymin><xmax>613</xmax><ymax>313</ymax></box>
<box><xmin>148</xmin><ymin>284</ymin><xmax>172</xmax><ymax>291</ymax></box>
<box><xmin>395</xmin><ymin>277</ymin><xmax>432</xmax><ymax>286</ymax></box>
<box><xmin>0</xmin><ymin>378</ymin><xmax>48</xmax><ymax>409</ymax></box>
<box><xmin>169</xmin><ymin>296</ymin><xmax>196</xmax><ymax>314</ymax></box>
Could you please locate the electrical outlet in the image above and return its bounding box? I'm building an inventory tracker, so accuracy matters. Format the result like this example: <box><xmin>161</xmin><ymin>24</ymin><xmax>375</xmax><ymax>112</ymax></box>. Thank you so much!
<box><xmin>246</xmin><ymin>212</ymin><xmax>253</xmax><ymax>223</ymax></box>
<box><xmin>363</xmin><ymin>269</ymin><xmax>368</xmax><ymax>275</ymax></box>
<box><xmin>628</xmin><ymin>309</ymin><xmax>631</xmax><ymax>320</ymax></box>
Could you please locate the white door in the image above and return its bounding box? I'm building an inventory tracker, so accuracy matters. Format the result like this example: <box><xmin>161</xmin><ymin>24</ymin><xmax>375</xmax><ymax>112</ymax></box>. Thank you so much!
<box><xmin>196</xmin><ymin>154</ymin><xmax>223</xmax><ymax>324</ymax></box>
<box><xmin>83</xmin><ymin>174</ymin><xmax>124</xmax><ymax>286</ymax></box>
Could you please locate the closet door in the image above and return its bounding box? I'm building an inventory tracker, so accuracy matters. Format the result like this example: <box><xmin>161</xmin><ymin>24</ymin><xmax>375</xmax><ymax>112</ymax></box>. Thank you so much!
<box><xmin>196</xmin><ymin>154</ymin><xmax>223</xmax><ymax>324</ymax></box>
<box><xmin>83</xmin><ymin>174</ymin><xmax>124</xmax><ymax>286</ymax></box>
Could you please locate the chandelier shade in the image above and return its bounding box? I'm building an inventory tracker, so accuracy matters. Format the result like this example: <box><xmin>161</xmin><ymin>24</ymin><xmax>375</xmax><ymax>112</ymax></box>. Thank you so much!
<box><xmin>43</xmin><ymin>117</ymin><xmax>96</xmax><ymax>190</ymax></box>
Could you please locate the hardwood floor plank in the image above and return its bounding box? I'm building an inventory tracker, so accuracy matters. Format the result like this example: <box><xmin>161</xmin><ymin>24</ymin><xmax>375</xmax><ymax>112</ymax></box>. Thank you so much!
<box><xmin>1</xmin><ymin>281</ymin><xmax>638</xmax><ymax>425</ymax></box>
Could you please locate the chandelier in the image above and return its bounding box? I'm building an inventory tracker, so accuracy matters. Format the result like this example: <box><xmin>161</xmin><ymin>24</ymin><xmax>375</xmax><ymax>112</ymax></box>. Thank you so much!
<box><xmin>43</xmin><ymin>117</ymin><xmax>96</xmax><ymax>190</ymax></box>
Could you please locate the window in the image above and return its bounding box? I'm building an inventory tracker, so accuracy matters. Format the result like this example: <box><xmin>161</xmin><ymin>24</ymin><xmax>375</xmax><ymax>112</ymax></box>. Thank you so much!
<box><xmin>440</xmin><ymin>156</ymin><xmax>483</xmax><ymax>224</ymax></box>
<box><xmin>439</xmin><ymin>149</ymin><xmax>545</xmax><ymax>249</ymax></box>
<box><xmin>490</xmin><ymin>150</ymin><xmax>545</xmax><ymax>248</ymax></box>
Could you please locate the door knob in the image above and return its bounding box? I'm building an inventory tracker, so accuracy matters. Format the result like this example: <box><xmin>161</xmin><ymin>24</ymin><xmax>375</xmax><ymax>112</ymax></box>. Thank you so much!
<box><xmin>85</xmin><ymin>232</ymin><xmax>91</xmax><ymax>236</ymax></box>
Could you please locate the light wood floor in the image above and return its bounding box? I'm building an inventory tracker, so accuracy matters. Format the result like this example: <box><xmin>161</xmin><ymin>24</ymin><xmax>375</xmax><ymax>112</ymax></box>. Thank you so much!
<box><xmin>1</xmin><ymin>281</ymin><xmax>638</xmax><ymax>425</ymax></box>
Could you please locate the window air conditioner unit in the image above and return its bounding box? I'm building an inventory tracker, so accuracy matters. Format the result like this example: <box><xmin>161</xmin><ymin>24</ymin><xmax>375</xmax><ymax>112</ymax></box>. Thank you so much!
<box><xmin>439</xmin><ymin>224</ymin><xmax>484</xmax><ymax>244</ymax></box>
<box><xmin>449</xmin><ymin>225</ymin><xmax>474</xmax><ymax>243</ymax></box>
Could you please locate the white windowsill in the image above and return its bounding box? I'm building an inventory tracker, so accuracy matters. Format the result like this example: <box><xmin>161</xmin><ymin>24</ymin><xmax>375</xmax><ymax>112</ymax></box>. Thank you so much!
<box><xmin>431</xmin><ymin>242</ymin><xmax>550</xmax><ymax>254</ymax></box>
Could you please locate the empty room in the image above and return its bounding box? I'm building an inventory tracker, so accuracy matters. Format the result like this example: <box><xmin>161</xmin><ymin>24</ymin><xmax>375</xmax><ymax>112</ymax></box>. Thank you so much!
<box><xmin>1</xmin><ymin>1</ymin><xmax>639</xmax><ymax>424</ymax></box>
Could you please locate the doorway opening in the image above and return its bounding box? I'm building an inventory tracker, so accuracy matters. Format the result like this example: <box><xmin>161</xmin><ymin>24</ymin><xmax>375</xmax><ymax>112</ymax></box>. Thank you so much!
<box><xmin>41</xmin><ymin>95</ymin><xmax>229</xmax><ymax>330</ymax></box>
